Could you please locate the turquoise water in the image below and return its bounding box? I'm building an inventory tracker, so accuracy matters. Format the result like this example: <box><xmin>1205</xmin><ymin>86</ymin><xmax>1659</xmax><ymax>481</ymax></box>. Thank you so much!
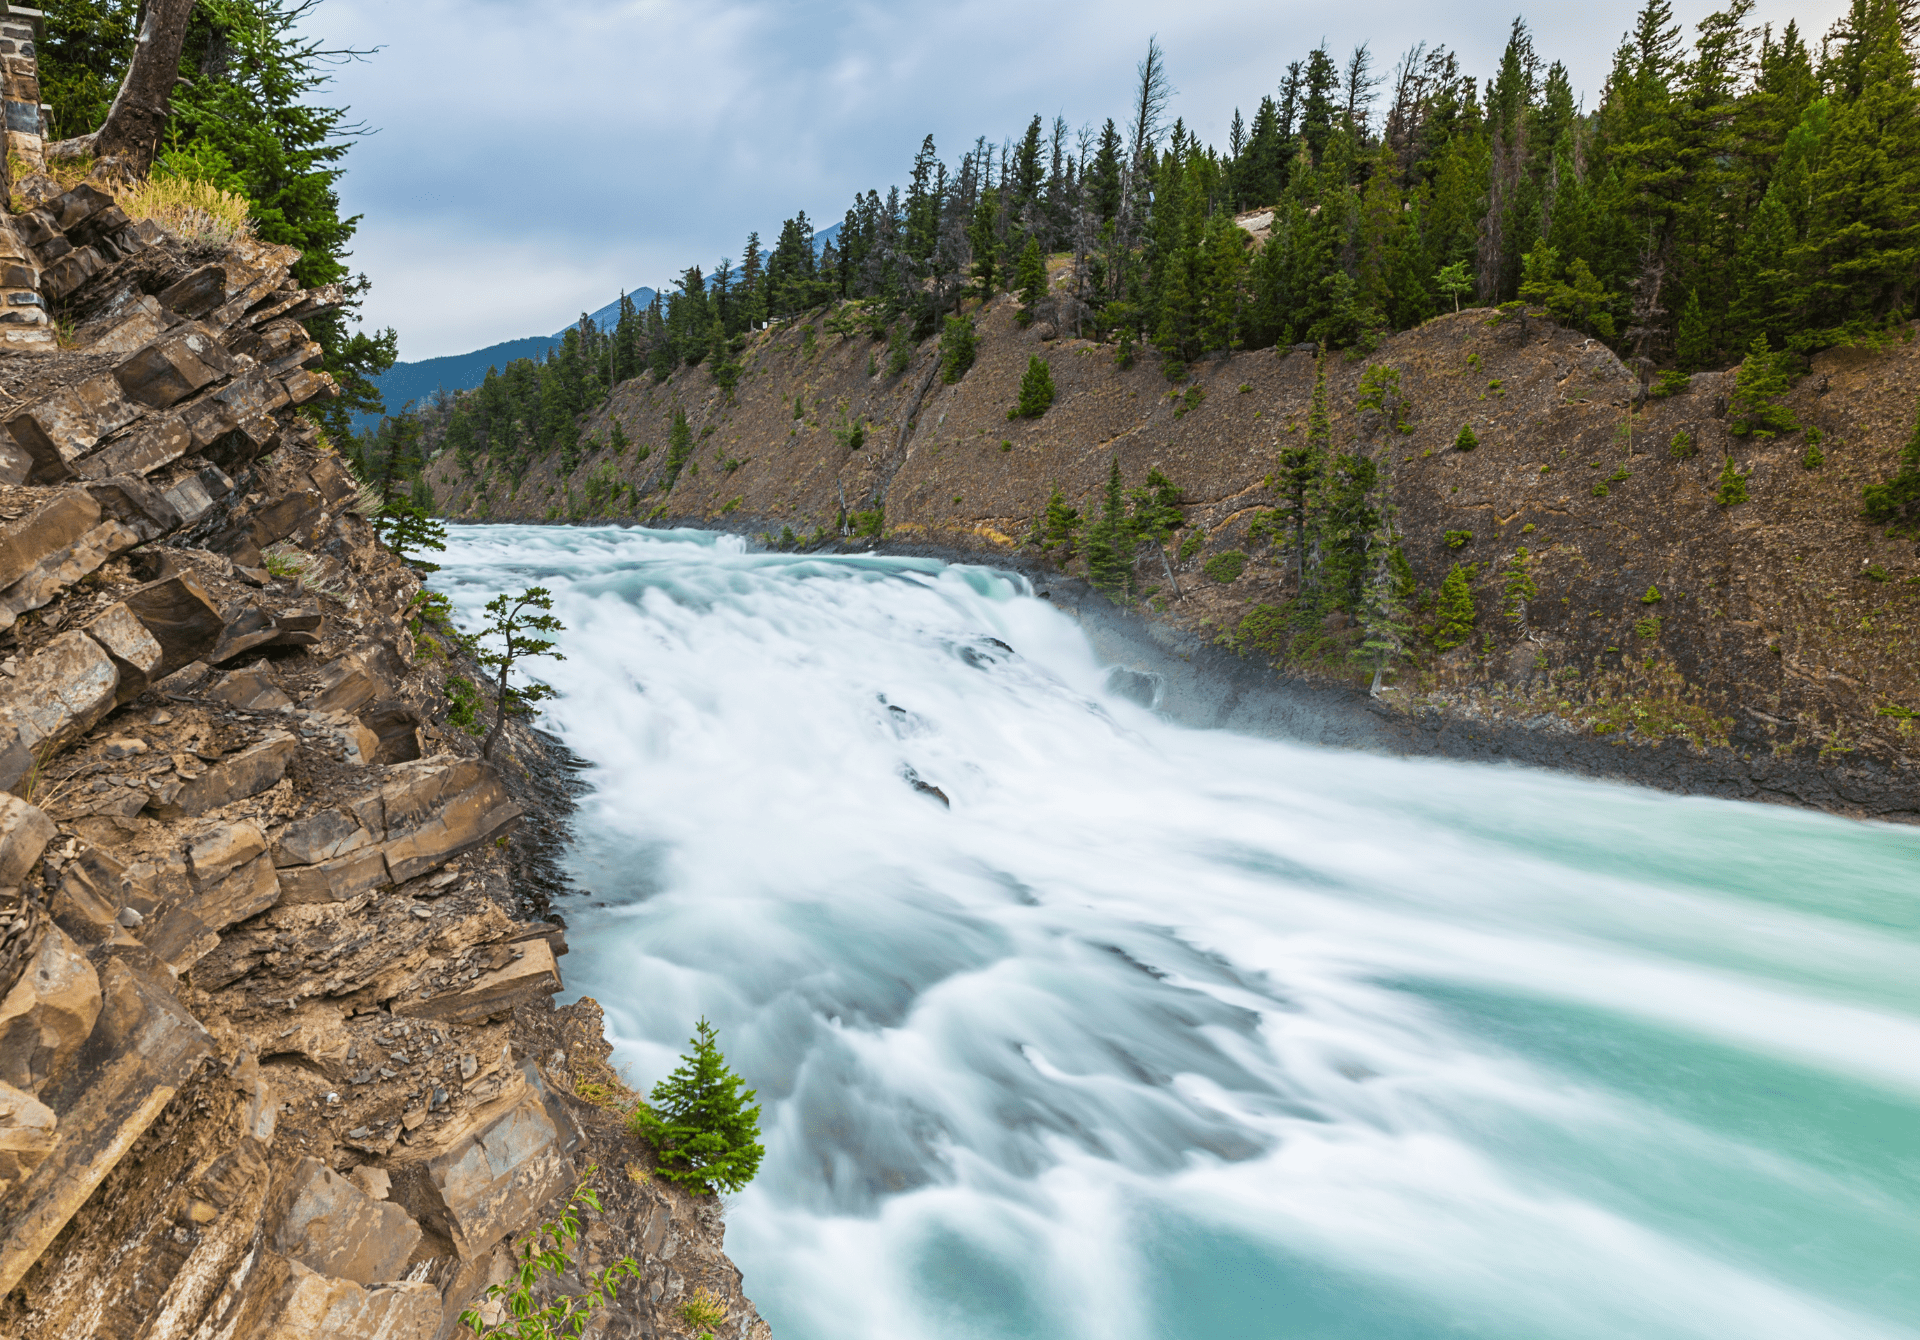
<box><xmin>434</xmin><ymin>524</ymin><xmax>1920</xmax><ymax>1340</ymax></box>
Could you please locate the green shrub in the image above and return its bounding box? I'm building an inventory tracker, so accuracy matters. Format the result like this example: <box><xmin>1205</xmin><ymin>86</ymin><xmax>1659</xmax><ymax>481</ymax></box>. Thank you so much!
<box><xmin>1648</xmin><ymin>368</ymin><xmax>1691</xmax><ymax>398</ymax></box>
<box><xmin>1444</xmin><ymin>529</ymin><xmax>1472</xmax><ymax>549</ymax></box>
<box><xmin>1728</xmin><ymin>335</ymin><xmax>1799</xmax><ymax>438</ymax></box>
<box><xmin>850</xmin><ymin>506</ymin><xmax>885</xmax><ymax>537</ymax></box>
<box><xmin>457</xmin><ymin>1172</ymin><xmax>641</xmax><ymax>1340</ymax></box>
<box><xmin>940</xmin><ymin>315</ymin><xmax>977</xmax><ymax>383</ymax></box>
<box><xmin>1203</xmin><ymin>549</ymin><xmax>1248</xmax><ymax>583</ymax></box>
<box><xmin>1608</xmin><ymin>466</ymin><xmax>1630</xmax><ymax>483</ymax></box>
<box><xmin>1669</xmin><ymin>429</ymin><xmax>1696</xmax><ymax>460</ymax></box>
<box><xmin>1432</xmin><ymin>563</ymin><xmax>1475</xmax><ymax>649</ymax></box>
<box><xmin>626</xmin><ymin>1019</ymin><xmax>763</xmax><ymax>1196</ymax></box>
<box><xmin>1714</xmin><ymin>455</ymin><xmax>1750</xmax><ymax>506</ymax></box>
<box><xmin>444</xmin><ymin>675</ymin><xmax>486</xmax><ymax>736</ymax></box>
<box><xmin>1802</xmin><ymin>442</ymin><xmax>1825</xmax><ymax>470</ymax></box>
<box><xmin>1592</xmin><ymin>483</ymin><xmax>1610</xmax><ymax>497</ymax></box>
<box><xmin>1635</xmin><ymin>615</ymin><xmax>1662</xmax><ymax>639</ymax></box>
<box><xmin>1178</xmin><ymin>529</ymin><xmax>1205</xmax><ymax>560</ymax></box>
<box><xmin>1641</xmin><ymin>585</ymin><xmax>1662</xmax><ymax>604</ymax></box>
<box><xmin>1173</xmin><ymin>385</ymin><xmax>1205</xmax><ymax>418</ymax></box>
<box><xmin>1454</xmin><ymin>423</ymin><xmax>1478</xmax><ymax>451</ymax></box>
<box><xmin>664</xmin><ymin>410</ymin><xmax>693</xmax><ymax>489</ymax></box>
<box><xmin>1011</xmin><ymin>355</ymin><xmax>1056</xmax><ymax>418</ymax></box>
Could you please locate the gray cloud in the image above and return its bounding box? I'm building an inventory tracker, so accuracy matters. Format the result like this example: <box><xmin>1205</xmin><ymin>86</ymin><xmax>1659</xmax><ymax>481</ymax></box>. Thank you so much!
<box><xmin>311</xmin><ymin>0</ymin><xmax>1849</xmax><ymax>359</ymax></box>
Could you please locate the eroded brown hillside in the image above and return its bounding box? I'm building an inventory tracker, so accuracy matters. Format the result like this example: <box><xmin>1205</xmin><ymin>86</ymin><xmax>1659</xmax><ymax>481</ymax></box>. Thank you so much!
<box><xmin>430</xmin><ymin>290</ymin><xmax>1920</xmax><ymax>819</ymax></box>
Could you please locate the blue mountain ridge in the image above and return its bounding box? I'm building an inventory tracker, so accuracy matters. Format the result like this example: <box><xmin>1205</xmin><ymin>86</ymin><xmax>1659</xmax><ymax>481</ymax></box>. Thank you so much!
<box><xmin>361</xmin><ymin>220</ymin><xmax>844</xmax><ymax>429</ymax></box>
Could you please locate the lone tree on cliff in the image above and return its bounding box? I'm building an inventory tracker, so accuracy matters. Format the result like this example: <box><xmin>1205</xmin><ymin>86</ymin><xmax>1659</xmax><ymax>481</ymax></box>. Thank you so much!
<box><xmin>477</xmin><ymin>587</ymin><xmax>565</xmax><ymax>760</ymax></box>
<box><xmin>627</xmin><ymin>1019</ymin><xmax>765</xmax><ymax>1196</ymax></box>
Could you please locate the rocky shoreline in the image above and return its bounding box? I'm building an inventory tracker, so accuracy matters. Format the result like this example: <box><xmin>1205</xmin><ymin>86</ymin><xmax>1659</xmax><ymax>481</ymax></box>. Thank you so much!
<box><xmin>0</xmin><ymin>157</ymin><xmax>768</xmax><ymax>1340</ymax></box>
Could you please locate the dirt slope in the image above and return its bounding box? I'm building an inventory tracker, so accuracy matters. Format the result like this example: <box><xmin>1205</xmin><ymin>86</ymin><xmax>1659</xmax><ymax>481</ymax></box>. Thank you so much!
<box><xmin>430</xmin><ymin>294</ymin><xmax>1920</xmax><ymax>820</ymax></box>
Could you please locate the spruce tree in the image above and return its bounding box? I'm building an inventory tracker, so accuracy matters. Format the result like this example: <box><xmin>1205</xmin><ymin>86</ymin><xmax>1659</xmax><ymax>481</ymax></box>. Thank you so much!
<box><xmin>1083</xmin><ymin>457</ymin><xmax>1135</xmax><ymax>596</ymax></box>
<box><xmin>940</xmin><ymin>315</ymin><xmax>977</xmax><ymax>383</ymax></box>
<box><xmin>628</xmin><ymin>1019</ymin><xmax>764</xmax><ymax>1196</ymax></box>
<box><xmin>1432</xmin><ymin>563</ymin><xmax>1476</xmax><ymax>649</ymax></box>
<box><xmin>1039</xmin><ymin>487</ymin><xmax>1082</xmax><ymax>557</ymax></box>
<box><xmin>1727</xmin><ymin>335</ymin><xmax>1799</xmax><ymax>437</ymax></box>
<box><xmin>1675</xmin><ymin>288</ymin><xmax>1713</xmax><ymax>371</ymax></box>
<box><xmin>1015</xmin><ymin>237</ymin><xmax>1048</xmax><ymax>318</ymax></box>
<box><xmin>1714</xmin><ymin>454</ymin><xmax>1750</xmax><ymax>505</ymax></box>
<box><xmin>664</xmin><ymin>408</ymin><xmax>694</xmax><ymax>488</ymax></box>
<box><xmin>968</xmin><ymin>188</ymin><xmax>1001</xmax><ymax>299</ymax></box>
<box><xmin>1013</xmin><ymin>356</ymin><xmax>1056</xmax><ymax>418</ymax></box>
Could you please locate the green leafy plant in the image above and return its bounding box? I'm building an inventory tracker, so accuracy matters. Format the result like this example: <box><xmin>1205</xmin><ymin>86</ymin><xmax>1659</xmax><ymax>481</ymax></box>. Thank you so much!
<box><xmin>1178</xmin><ymin>529</ymin><xmax>1205</xmax><ymax>560</ymax></box>
<box><xmin>1444</xmin><ymin>529</ymin><xmax>1473</xmax><ymax>549</ymax></box>
<box><xmin>1863</xmin><ymin>393</ymin><xmax>1920</xmax><ymax>526</ymax></box>
<box><xmin>1502</xmin><ymin>547</ymin><xmax>1537</xmax><ymax>623</ymax></box>
<box><xmin>1011</xmin><ymin>355</ymin><xmax>1056</xmax><ymax>419</ymax></box>
<box><xmin>1714</xmin><ymin>455</ymin><xmax>1750</xmax><ymax>506</ymax></box>
<box><xmin>850</xmin><ymin>506</ymin><xmax>885</xmax><ymax>538</ymax></box>
<box><xmin>1453</xmin><ymin>422</ymin><xmax>1478</xmax><ymax>452</ymax></box>
<box><xmin>940</xmin><ymin>314</ymin><xmax>977</xmax><ymax>383</ymax></box>
<box><xmin>626</xmin><ymin>1019</ymin><xmax>764</xmax><ymax>1196</ymax></box>
<box><xmin>1635</xmin><ymin>615</ymin><xmax>1662</xmax><ymax>639</ymax></box>
<box><xmin>1432</xmin><ymin>563</ymin><xmax>1475</xmax><ymax>649</ymax></box>
<box><xmin>1435</xmin><ymin>261</ymin><xmax>1473</xmax><ymax>313</ymax></box>
<box><xmin>476</xmin><ymin>587</ymin><xmax>565</xmax><ymax>760</ymax></box>
<box><xmin>1648</xmin><ymin>369</ymin><xmax>1691</xmax><ymax>398</ymax></box>
<box><xmin>1728</xmin><ymin>335</ymin><xmax>1799</xmax><ymax>438</ymax></box>
<box><xmin>678</xmin><ymin>1287</ymin><xmax>729</xmax><ymax>1333</ymax></box>
<box><xmin>458</xmin><ymin>1171</ymin><xmax>641</xmax><ymax>1340</ymax></box>
<box><xmin>1641</xmin><ymin>585</ymin><xmax>1663</xmax><ymax>604</ymax></box>
<box><xmin>1203</xmin><ymin>550</ymin><xmax>1248</xmax><ymax>583</ymax></box>
<box><xmin>1173</xmin><ymin>385</ymin><xmax>1206</xmax><ymax>418</ymax></box>
<box><xmin>1592</xmin><ymin>483</ymin><xmax>1610</xmax><ymax>497</ymax></box>
<box><xmin>1669</xmin><ymin>429</ymin><xmax>1697</xmax><ymax>460</ymax></box>
<box><xmin>663</xmin><ymin>409</ymin><xmax>694</xmax><ymax>490</ymax></box>
<box><xmin>444</xmin><ymin>674</ymin><xmax>486</xmax><ymax>736</ymax></box>
<box><xmin>835</xmin><ymin>416</ymin><xmax>867</xmax><ymax>450</ymax></box>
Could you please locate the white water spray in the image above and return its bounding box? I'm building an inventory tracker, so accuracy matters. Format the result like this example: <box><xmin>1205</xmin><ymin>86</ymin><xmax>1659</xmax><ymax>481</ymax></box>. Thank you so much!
<box><xmin>435</xmin><ymin>524</ymin><xmax>1920</xmax><ymax>1340</ymax></box>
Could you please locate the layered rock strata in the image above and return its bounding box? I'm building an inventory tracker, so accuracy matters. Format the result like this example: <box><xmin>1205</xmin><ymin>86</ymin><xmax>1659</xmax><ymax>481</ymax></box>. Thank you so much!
<box><xmin>0</xmin><ymin>159</ymin><xmax>767</xmax><ymax>1340</ymax></box>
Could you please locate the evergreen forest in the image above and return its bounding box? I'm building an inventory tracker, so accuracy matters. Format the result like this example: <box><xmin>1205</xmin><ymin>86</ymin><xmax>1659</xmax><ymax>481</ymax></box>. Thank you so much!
<box><xmin>402</xmin><ymin>0</ymin><xmax>1920</xmax><ymax>489</ymax></box>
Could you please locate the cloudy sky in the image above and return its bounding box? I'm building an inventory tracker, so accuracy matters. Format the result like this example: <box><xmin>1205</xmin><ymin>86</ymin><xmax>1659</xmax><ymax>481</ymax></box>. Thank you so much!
<box><xmin>306</xmin><ymin>0</ymin><xmax>1850</xmax><ymax>362</ymax></box>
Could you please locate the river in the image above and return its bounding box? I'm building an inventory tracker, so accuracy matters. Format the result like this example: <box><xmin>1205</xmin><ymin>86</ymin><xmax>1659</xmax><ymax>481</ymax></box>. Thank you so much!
<box><xmin>432</xmin><ymin>523</ymin><xmax>1920</xmax><ymax>1340</ymax></box>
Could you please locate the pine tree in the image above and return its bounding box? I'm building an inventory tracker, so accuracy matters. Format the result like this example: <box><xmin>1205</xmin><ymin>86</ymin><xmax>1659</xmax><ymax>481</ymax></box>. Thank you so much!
<box><xmin>1083</xmin><ymin>457</ymin><xmax>1136</xmax><ymax>596</ymax></box>
<box><xmin>1675</xmin><ymin>288</ymin><xmax>1713</xmax><ymax>370</ymax></box>
<box><xmin>1714</xmin><ymin>454</ymin><xmax>1750</xmax><ymax>504</ymax></box>
<box><xmin>968</xmin><ymin>188</ymin><xmax>1002</xmax><ymax>299</ymax></box>
<box><xmin>1727</xmin><ymin>335</ymin><xmax>1799</xmax><ymax>437</ymax></box>
<box><xmin>663</xmin><ymin>408</ymin><xmax>693</xmax><ymax>488</ymax></box>
<box><xmin>1039</xmin><ymin>487</ymin><xmax>1082</xmax><ymax>557</ymax></box>
<box><xmin>1432</xmin><ymin>563</ymin><xmax>1476</xmax><ymax>649</ymax></box>
<box><xmin>1454</xmin><ymin>422</ymin><xmax>1479</xmax><ymax>451</ymax></box>
<box><xmin>1794</xmin><ymin>0</ymin><xmax>1920</xmax><ymax>342</ymax></box>
<box><xmin>628</xmin><ymin>1019</ymin><xmax>764</xmax><ymax>1196</ymax></box>
<box><xmin>1276</xmin><ymin>353</ymin><xmax>1330</xmax><ymax>588</ymax></box>
<box><xmin>1015</xmin><ymin>236</ymin><xmax>1048</xmax><ymax>318</ymax></box>
<box><xmin>940</xmin><ymin>315</ymin><xmax>977</xmax><ymax>383</ymax></box>
<box><xmin>1013</xmin><ymin>356</ymin><xmax>1055</xmax><ymax>418</ymax></box>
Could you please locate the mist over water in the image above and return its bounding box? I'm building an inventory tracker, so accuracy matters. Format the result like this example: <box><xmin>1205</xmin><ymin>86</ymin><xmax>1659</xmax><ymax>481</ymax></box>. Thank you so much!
<box><xmin>433</xmin><ymin>524</ymin><xmax>1920</xmax><ymax>1340</ymax></box>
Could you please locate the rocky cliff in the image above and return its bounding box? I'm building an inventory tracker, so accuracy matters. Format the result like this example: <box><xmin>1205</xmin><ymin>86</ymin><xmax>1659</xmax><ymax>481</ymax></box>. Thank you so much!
<box><xmin>428</xmin><ymin>273</ymin><xmax>1920</xmax><ymax>822</ymax></box>
<box><xmin>0</xmin><ymin>76</ymin><xmax>767</xmax><ymax>1340</ymax></box>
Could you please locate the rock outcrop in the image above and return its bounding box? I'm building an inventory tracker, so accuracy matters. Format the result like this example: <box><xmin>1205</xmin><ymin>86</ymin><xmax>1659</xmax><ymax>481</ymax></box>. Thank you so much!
<box><xmin>0</xmin><ymin>38</ymin><xmax>769</xmax><ymax>1338</ymax></box>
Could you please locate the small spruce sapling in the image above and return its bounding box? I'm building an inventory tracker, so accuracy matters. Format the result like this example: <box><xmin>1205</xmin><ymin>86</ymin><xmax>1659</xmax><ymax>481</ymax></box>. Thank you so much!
<box><xmin>1727</xmin><ymin>335</ymin><xmax>1799</xmax><ymax>438</ymax></box>
<box><xmin>1453</xmin><ymin>422</ymin><xmax>1479</xmax><ymax>451</ymax></box>
<box><xmin>1432</xmin><ymin>563</ymin><xmax>1476</xmax><ymax>649</ymax></box>
<box><xmin>1714</xmin><ymin>455</ymin><xmax>1750</xmax><ymax>506</ymax></box>
<box><xmin>940</xmin><ymin>315</ymin><xmax>977</xmax><ymax>384</ymax></box>
<box><xmin>477</xmin><ymin>587</ymin><xmax>565</xmax><ymax>761</ymax></box>
<box><xmin>1011</xmin><ymin>355</ymin><xmax>1056</xmax><ymax>418</ymax></box>
<box><xmin>664</xmin><ymin>409</ymin><xmax>694</xmax><ymax>488</ymax></box>
<box><xmin>1863</xmin><ymin>393</ymin><xmax>1920</xmax><ymax>525</ymax></box>
<box><xmin>627</xmin><ymin>1019</ymin><xmax>765</xmax><ymax>1196</ymax></box>
<box><xmin>1015</xmin><ymin>237</ymin><xmax>1047</xmax><ymax>321</ymax></box>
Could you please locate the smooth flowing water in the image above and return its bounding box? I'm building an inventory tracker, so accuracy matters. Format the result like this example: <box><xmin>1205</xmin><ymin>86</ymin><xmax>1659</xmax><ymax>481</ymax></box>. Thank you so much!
<box><xmin>433</xmin><ymin>524</ymin><xmax>1920</xmax><ymax>1340</ymax></box>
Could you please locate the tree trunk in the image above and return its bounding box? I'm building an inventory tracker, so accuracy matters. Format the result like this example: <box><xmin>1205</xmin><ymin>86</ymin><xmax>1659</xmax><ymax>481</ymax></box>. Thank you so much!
<box><xmin>91</xmin><ymin>0</ymin><xmax>199</xmax><ymax>175</ymax></box>
<box><xmin>482</xmin><ymin>656</ymin><xmax>512</xmax><ymax>760</ymax></box>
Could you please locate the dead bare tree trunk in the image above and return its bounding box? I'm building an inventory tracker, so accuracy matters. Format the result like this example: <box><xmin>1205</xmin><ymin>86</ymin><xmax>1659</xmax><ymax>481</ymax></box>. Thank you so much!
<box><xmin>81</xmin><ymin>0</ymin><xmax>199</xmax><ymax>174</ymax></box>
